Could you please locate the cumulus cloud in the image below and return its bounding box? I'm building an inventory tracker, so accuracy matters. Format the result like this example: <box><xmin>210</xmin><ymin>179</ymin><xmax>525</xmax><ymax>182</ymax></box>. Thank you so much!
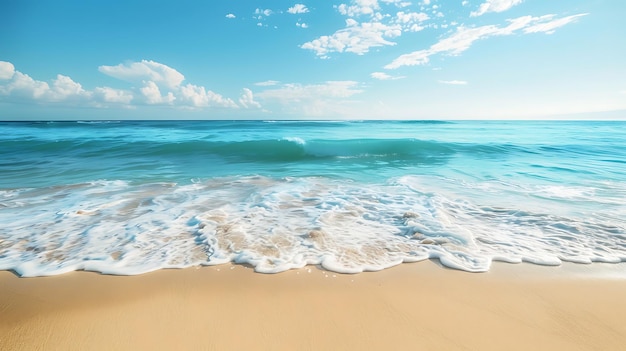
<box><xmin>98</xmin><ymin>60</ymin><xmax>185</xmax><ymax>89</ymax></box>
<box><xmin>98</xmin><ymin>60</ymin><xmax>239</xmax><ymax>109</ymax></box>
<box><xmin>296</xmin><ymin>22</ymin><xmax>309</xmax><ymax>28</ymax></box>
<box><xmin>288</xmin><ymin>4</ymin><xmax>309</xmax><ymax>14</ymax></box>
<box><xmin>0</xmin><ymin>71</ymin><xmax>51</xmax><ymax>100</ymax></box>
<box><xmin>225</xmin><ymin>13</ymin><xmax>236</xmax><ymax>19</ymax></box>
<box><xmin>141</xmin><ymin>81</ymin><xmax>175</xmax><ymax>105</ymax></box>
<box><xmin>385</xmin><ymin>13</ymin><xmax>587</xmax><ymax>69</ymax></box>
<box><xmin>48</xmin><ymin>74</ymin><xmax>91</xmax><ymax>101</ymax></box>
<box><xmin>0</xmin><ymin>61</ymin><xmax>15</xmax><ymax>80</ymax></box>
<box><xmin>471</xmin><ymin>0</ymin><xmax>524</xmax><ymax>17</ymax></box>
<box><xmin>0</xmin><ymin>69</ymin><xmax>90</xmax><ymax>103</ymax></box>
<box><xmin>94</xmin><ymin>87</ymin><xmax>134</xmax><ymax>104</ymax></box>
<box><xmin>239</xmin><ymin>88</ymin><xmax>262</xmax><ymax>108</ymax></box>
<box><xmin>0</xmin><ymin>60</ymin><xmax>240</xmax><ymax>110</ymax></box>
<box><xmin>178</xmin><ymin>83</ymin><xmax>237</xmax><ymax>108</ymax></box>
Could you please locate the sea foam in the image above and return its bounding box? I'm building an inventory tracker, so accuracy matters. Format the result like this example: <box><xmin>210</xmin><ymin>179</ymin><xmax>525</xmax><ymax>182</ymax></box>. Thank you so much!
<box><xmin>1</xmin><ymin>175</ymin><xmax>625</xmax><ymax>277</ymax></box>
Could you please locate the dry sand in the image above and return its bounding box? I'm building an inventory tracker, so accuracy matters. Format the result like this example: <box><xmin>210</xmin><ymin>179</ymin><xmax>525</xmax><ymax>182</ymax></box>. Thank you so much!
<box><xmin>2</xmin><ymin>261</ymin><xmax>626</xmax><ymax>351</ymax></box>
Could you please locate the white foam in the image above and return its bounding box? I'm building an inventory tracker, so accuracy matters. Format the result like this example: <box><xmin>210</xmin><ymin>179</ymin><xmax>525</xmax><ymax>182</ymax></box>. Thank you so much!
<box><xmin>1</xmin><ymin>176</ymin><xmax>625</xmax><ymax>277</ymax></box>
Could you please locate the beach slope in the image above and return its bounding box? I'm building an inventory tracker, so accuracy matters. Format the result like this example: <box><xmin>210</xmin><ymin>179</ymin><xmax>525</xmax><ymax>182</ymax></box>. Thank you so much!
<box><xmin>2</xmin><ymin>262</ymin><xmax>626</xmax><ymax>351</ymax></box>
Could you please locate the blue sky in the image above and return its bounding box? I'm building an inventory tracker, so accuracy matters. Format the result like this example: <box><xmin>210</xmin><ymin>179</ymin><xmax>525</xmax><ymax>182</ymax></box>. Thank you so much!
<box><xmin>1</xmin><ymin>0</ymin><xmax>624</xmax><ymax>120</ymax></box>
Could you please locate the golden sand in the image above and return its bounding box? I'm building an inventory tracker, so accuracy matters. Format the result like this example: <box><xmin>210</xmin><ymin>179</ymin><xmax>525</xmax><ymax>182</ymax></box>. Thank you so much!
<box><xmin>2</xmin><ymin>262</ymin><xmax>626</xmax><ymax>350</ymax></box>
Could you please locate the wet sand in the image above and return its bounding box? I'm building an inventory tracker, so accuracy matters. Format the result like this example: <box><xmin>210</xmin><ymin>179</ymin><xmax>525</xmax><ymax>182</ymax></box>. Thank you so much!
<box><xmin>2</xmin><ymin>261</ymin><xmax>626</xmax><ymax>350</ymax></box>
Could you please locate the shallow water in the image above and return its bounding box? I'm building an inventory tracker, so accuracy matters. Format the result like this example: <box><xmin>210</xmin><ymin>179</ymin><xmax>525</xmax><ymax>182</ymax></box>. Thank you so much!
<box><xmin>1</xmin><ymin>120</ymin><xmax>625</xmax><ymax>276</ymax></box>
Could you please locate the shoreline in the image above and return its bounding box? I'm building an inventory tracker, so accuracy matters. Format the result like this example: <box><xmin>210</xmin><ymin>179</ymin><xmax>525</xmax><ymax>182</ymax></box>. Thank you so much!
<box><xmin>2</xmin><ymin>261</ymin><xmax>626</xmax><ymax>350</ymax></box>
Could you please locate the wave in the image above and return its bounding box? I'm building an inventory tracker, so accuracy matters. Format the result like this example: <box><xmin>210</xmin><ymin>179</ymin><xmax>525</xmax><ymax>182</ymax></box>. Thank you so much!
<box><xmin>1</xmin><ymin>136</ymin><xmax>528</xmax><ymax>163</ymax></box>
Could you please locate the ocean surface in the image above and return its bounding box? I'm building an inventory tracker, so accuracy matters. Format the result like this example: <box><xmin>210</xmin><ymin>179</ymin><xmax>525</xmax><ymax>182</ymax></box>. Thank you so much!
<box><xmin>1</xmin><ymin>120</ymin><xmax>625</xmax><ymax>277</ymax></box>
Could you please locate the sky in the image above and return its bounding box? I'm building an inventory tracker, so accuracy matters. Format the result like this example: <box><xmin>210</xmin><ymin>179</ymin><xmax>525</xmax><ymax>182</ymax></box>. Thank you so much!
<box><xmin>1</xmin><ymin>0</ymin><xmax>625</xmax><ymax>120</ymax></box>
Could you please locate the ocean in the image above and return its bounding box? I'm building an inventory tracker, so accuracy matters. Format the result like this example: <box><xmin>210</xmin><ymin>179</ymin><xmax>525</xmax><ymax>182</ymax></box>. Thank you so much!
<box><xmin>1</xmin><ymin>120</ymin><xmax>625</xmax><ymax>277</ymax></box>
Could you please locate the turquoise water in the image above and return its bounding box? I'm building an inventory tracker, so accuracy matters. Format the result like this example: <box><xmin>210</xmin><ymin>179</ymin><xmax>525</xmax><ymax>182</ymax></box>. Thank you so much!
<box><xmin>1</xmin><ymin>120</ymin><xmax>625</xmax><ymax>276</ymax></box>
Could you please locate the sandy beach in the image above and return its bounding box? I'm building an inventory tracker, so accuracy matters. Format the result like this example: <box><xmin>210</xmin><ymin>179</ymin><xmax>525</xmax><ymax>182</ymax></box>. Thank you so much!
<box><xmin>2</xmin><ymin>262</ymin><xmax>626</xmax><ymax>351</ymax></box>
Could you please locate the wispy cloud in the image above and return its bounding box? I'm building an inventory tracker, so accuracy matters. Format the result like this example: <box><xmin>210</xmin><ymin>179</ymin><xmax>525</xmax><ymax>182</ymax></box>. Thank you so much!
<box><xmin>255</xmin><ymin>8</ymin><xmax>273</xmax><ymax>17</ymax></box>
<box><xmin>255</xmin><ymin>80</ymin><xmax>280</xmax><ymax>86</ymax></box>
<box><xmin>256</xmin><ymin>81</ymin><xmax>364</xmax><ymax>116</ymax></box>
<box><xmin>385</xmin><ymin>13</ymin><xmax>587</xmax><ymax>69</ymax></box>
<box><xmin>523</xmin><ymin>13</ymin><xmax>588</xmax><ymax>34</ymax></box>
<box><xmin>301</xmin><ymin>20</ymin><xmax>401</xmax><ymax>57</ymax></box>
<box><xmin>257</xmin><ymin>81</ymin><xmax>363</xmax><ymax>100</ymax></box>
<box><xmin>371</xmin><ymin>72</ymin><xmax>405</xmax><ymax>80</ymax></box>
<box><xmin>439</xmin><ymin>80</ymin><xmax>468</xmax><ymax>85</ymax></box>
<box><xmin>471</xmin><ymin>0</ymin><xmax>524</xmax><ymax>17</ymax></box>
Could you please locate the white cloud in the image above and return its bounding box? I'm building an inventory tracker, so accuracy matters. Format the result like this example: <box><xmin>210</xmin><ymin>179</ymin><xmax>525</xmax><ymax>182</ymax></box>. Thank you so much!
<box><xmin>255</xmin><ymin>8</ymin><xmax>273</xmax><ymax>17</ymax></box>
<box><xmin>336</xmin><ymin>0</ymin><xmax>381</xmax><ymax>17</ymax></box>
<box><xmin>296</xmin><ymin>22</ymin><xmax>309</xmax><ymax>28</ymax></box>
<box><xmin>439</xmin><ymin>80</ymin><xmax>468</xmax><ymax>85</ymax></box>
<box><xmin>239</xmin><ymin>88</ymin><xmax>262</xmax><ymax>108</ymax></box>
<box><xmin>0</xmin><ymin>61</ymin><xmax>15</xmax><ymax>80</ymax></box>
<box><xmin>0</xmin><ymin>69</ymin><xmax>90</xmax><ymax>102</ymax></box>
<box><xmin>393</xmin><ymin>11</ymin><xmax>429</xmax><ymax>32</ymax></box>
<box><xmin>395</xmin><ymin>11</ymin><xmax>429</xmax><ymax>24</ymax></box>
<box><xmin>302</xmin><ymin>1</ymin><xmax>430</xmax><ymax>58</ymax></box>
<box><xmin>99</xmin><ymin>60</ymin><xmax>185</xmax><ymax>89</ymax></box>
<box><xmin>301</xmin><ymin>20</ymin><xmax>401</xmax><ymax>57</ymax></box>
<box><xmin>385</xmin><ymin>13</ymin><xmax>587</xmax><ymax>69</ymax></box>
<box><xmin>258</xmin><ymin>81</ymin><xmax>363</xmax><ymax>100</ymax></box>
<box><xmin>179</xmin><ymin>83</ymin><xmax>237</xmax><ymax>108</ymax></box>
<box><xmin>141</xmin><ymin>81</ymin><xmax>175</xmax><ymax>105</ymax></box>
<box><xmin>523</xmin><ymin>14</ymin><xmax>588</xmax><ymax>34</ymax></box>
<box><xmin>48</xmin><ymin>74</ymin><xmax>90</xmax><ymax>101</ymax></box>
<box><xmin>226</xmin><ymin>14</ymin><xmax>236</xmax><ymax>19</ymax></box>
<box><xmin>471</xmin><ymin>0</ymin><xmax>523</xmax><ymax>17</ymax></box>
<box><xmin>0</xmin><ymin>71</ymin><xmax>51</xmax><ymax>99</ymax></box>
<box><xmin>288</xmin><ymin>4</ymin><xmax>309</xmax><ymax>14</ymax></box>
<box><xmin>94</xmin><ymin>87</ymin><xmax>133</xmax><ymax>104</ymax></box>
<box><xmin>371</xmin><ymin>72</ymin><xmax>405</xmax><ymax>80</ymax></box>
<box><xmin>381</xmin><ymin>0</ymin><xmax>410</xmax><ymax>5</ymax></box>
<box><xmin>255</xmin><ymin>80</ymin><xmax>280</xmax><ymax>86</ymax></box>
<box><xmin>0</xmin><ymin>60</ymin><xmax>240</xmax><ymax>111</ymax></box>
